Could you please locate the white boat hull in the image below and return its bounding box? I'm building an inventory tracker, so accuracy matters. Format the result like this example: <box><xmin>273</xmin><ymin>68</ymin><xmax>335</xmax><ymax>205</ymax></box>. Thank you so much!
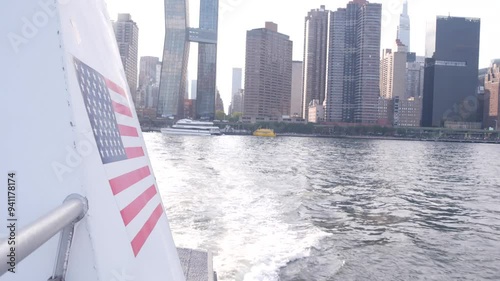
<box><xmin>2</xmin><ymin>0</ymin><xmax>186</xmax><ymax>280</ymax></box>
<box><xmin>161</xmin><ymin>128</ymin><xmax>219</xmax><ymax>136</ymax></box>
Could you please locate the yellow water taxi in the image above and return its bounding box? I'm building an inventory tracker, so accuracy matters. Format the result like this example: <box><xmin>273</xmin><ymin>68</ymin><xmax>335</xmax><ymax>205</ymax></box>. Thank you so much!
<box><xmin>253</xmin><ymin>128</ymin><xmax>277</xmax><ymax>137</ymax></box>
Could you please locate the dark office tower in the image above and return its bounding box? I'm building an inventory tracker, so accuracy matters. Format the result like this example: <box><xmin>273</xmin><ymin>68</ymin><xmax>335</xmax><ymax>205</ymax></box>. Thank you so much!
<box><xmin>422</xmin><ymin>16</ymin><xmax>481</xmax><ymax>127</ymax></box>
<box><xmin>244</xmin><ymin>22</ymin><xmax>293</xmax><ymax>118</ymax></box>
<box><xmin>302</xmin><ymin>6</ymin><xmax>330</xmax><ymax>120</ymax></box>
<box><xmin>325</xmin><ymin>0</ymin><xmax>381</xmax><ymax>123</ymax></box>
<box><xmin>158</xmin><ymin>0</ymin><xmax>218</xmax><ymax>119</ymax></box>
<box><xmin>113</xmin><ymin>14</ymin><xmax>139</xmax><ymax>104</ymax></box>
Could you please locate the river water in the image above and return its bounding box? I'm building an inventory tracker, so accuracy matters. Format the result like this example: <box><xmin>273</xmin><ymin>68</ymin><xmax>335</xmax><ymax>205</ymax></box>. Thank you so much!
<box><xmin>144</xmin><ymin>133</ymin><xmax>500</xmax><ymax>281</ymax></box>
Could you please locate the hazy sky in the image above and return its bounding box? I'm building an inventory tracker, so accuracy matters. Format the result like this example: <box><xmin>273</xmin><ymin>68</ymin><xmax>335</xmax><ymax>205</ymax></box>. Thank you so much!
<box><xmin>106</xmin><ymin>0</ymin><xmax>500</xmax><ymax>112</ymax></box>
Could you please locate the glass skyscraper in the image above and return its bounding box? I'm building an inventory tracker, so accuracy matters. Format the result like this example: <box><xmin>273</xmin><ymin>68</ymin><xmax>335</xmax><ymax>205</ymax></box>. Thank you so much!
<box><xmin>158</xmin><ymin>0</ymin><xmax>218</xmax><ymax>120</ymax></box>
<box><xmin>196</xmin><ymin>0</ymin><xmax>218</xmax><ymax>120</ymax></box>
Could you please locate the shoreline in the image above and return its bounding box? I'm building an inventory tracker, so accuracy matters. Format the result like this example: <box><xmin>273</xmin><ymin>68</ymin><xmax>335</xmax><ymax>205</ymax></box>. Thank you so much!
<box><xmin>141</xmin><ymin>128</ymin><xmax>499</xmax><ymax>145</ymax></box>
<box><xmin>277</xmin><ymin>134</ymin><xmax>500</xmax><ymax>144</ymax></box>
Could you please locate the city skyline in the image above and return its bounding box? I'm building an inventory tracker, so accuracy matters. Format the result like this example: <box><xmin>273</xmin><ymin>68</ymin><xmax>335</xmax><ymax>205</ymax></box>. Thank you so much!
<box><xmin>107</xmin><ymin>0</ymin><xmax>500</xmax><ymax>113</ymax></box>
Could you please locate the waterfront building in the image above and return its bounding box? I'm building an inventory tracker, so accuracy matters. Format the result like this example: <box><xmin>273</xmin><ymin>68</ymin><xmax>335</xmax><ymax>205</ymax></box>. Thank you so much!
<box><xmin>307</xmin><ymin>99</ymin><xmax>325</xmax><ymax>123</ymax></box>
<box><xmin>325</xmin><ymin>0</ymin><xmax>382</xmax><ymax>124</ymax></box>
<box><xmin>422</xmin><ymin>16</ymin><xmax>481</xmax><ymax>127</ymax></box>
<box><xmin>302</xmin><ymin>6</ymin><xmax>330</xmax><ymax>119</ymax></box>
<box><xmin>484</xmin><ymin>60</ymin><xmax>500</xmax><ymax>130</ymax></box>
<box><xmin>241</xmin><ymin>116</ymin><xmax>306</xmax><ymax>124</ymax></box>
<box><xmin>377</xmin><ymin>97</ymin><xmax>393</xmax><ymax>126</ymax></box>
<box><xmin>393</xmin><ymin>96</ymin><xmax>422</xmax><ymax>127</ymax></box>
<box><xmin>291</xmin><ymin>61</ymin><xmax>304</xmax><ymax>118</ymax></box>
<box><xmin>113</xmin><ymin>14</ymin><xmax>139</xmax><ymax>104</ymax></box>
<box><xmin>243</xmin><ymin>22</ymin><xmax>293</xmax><ymax>119</ymax></box>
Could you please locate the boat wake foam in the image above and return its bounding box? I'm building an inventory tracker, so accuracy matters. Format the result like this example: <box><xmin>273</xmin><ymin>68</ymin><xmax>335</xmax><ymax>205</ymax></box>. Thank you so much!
<box><xmin>242</xmin><ymin>228</ymin><xmax>329</xmax><ymax>281</ymax></box>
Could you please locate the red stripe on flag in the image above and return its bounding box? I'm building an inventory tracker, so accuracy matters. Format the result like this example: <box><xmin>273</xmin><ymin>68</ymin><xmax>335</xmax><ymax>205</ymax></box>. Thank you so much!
<box><xmin>105</xmin><ymin>78</ymin><xmax>127</xmax><ymax>97</ymax></box>
<box><xmin>118</xmin><ymin>125</ymin><xmax>139</xmax><ymax>137</ymax></box>
<box><xmin>131</xmin><ymin>203</ymin><xmax>164</xmax><ymax>256</ymax></box>
<box><xmin>126</xmin><ymin>147</ymin><xmax>145</xmax><ymax>159</ymax></box>
<box><xmin>109</xmin><ymin>166</ymin><xmax>150</xmax><ymax>195</ymax></box>
<box><xmin>120</xmin><ymin>185</ymin><xmax>157</xmax><ymax>226</ymax></box>
<box><xmin>112</xmin><ymin>101</ymin><xmax>133</xmax><ymax>117</ymax></box>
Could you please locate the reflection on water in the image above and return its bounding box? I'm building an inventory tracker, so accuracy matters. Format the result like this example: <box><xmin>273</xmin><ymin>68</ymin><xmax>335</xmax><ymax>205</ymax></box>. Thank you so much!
<box><xmin>144</xmin><ymin>133</ymin><xmax>500</xmax><ymax>281</ymax></box>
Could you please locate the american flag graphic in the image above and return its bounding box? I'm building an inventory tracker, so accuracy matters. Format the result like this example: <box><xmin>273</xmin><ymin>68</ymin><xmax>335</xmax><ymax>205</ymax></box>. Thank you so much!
<box><xmin>74</xmin><ymin>58</ymin><xmax>164</xmax><ymax>257</ymax></box>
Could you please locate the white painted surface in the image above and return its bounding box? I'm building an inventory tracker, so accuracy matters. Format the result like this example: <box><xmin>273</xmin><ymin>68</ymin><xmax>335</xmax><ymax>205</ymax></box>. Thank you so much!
<box><xmin>0</xmin><ymin>1</ymin><xmax>185</xmax><ymax>280</ymax></box>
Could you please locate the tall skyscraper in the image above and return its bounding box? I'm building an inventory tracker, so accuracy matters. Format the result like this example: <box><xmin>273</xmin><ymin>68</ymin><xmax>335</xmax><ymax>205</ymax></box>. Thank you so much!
<box><xmin>244</xmin><ymin>22</ymin><xmax>293</xmax><ymax>118</ymax></box>
<box><xmin>325</xmin><ymin>8</ymin><xmax>346</xmax><ymax>122</ymax></box>
<box><xmin>158</xmin><ymin>0</ymin><xmax>219</xmax><ymax>120</ymax></box>
<box><xmin>230</xmin><ymin>90</ymin><xmax>244</xmax><ymax>115</ymax></box>
<box><xmin>139</xmin><ymin>56</ymin><xmax>160</xmax><ymax>89</ymax></box>
<box><xmin>302</xmin><ymin>6</ymin><xmax>329</xmax><ymax>119</ymax></box>
<box><xmin>113</xmin><ymin>14</ymin><xmax>139</xmax><ymax>104</ymax></box>
<box><xmin>291</xmin><ymin>61</ymin><xmax>304</xmax><ymax>118</ymax></box>
<box><xmin>397</xmin><ymin>0</ymin><xmax>410</xmax><ymax>51</ymax></box>
<box><xmin>138</xmin><ymin>56</ymin><xmax>160</xmax><ymax>108</ymax></box>
<box><xmin>158</xmin><ymin>1</ymin><xmax>189</xmax><ymax>118</ymax></box>
<box><xmin>231</xmin><ymin>68</ymin><xmax>243</xmax><ymax>96</ymax></box>
<box><xmin>380</xmin><ymin>40</ymin><xmax>408</xmax><ymax>99</ymax></box>
<box><xmin>325</xmin><ymin>0</ymin><xmax>382</xmax><ymax>123</ymax></box>
<box><xmin>406</xmin><ymin>55</ymin><xmax>425</xmax><ymax>98</ymax></box>
<box><xmin>422</xmin><ymin>16</ymin><xmax>481</xmax><ymax>127</ymax></box>
<box><xmin>484</xmin><ymin>60</ymin><xmax>500</xmax><ymax>130</ymax></box>
<box><xmin>230</xmin><ymin>68</ymin><xmax>243</xmax><ymax>114</ymax></box>
<box><xmin>196</xmin><ymin>0</ymin><xmax>219</xmax><ymax>120</ymax></box>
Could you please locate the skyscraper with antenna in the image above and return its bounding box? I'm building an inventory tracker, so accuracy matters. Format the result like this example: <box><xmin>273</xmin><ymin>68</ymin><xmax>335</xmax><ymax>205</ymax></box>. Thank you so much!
<box><xmin>397</xmin><ymin>0</ymin><xmax>410</xmax><ymax>50</ymax></box>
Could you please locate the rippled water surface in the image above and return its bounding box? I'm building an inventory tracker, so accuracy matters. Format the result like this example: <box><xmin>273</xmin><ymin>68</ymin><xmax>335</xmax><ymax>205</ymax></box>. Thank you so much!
<box><xmin>144</xmin><ymin>133</ymin><xmax>500</xmax><ymax>281</ymax></box>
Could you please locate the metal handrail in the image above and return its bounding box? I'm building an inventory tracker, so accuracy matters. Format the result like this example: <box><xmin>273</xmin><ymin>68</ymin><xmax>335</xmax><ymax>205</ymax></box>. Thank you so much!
<box><xmin>0</xmin><ymin>194</ymin><xmax>88</xmax><ymax>276</ymax></box>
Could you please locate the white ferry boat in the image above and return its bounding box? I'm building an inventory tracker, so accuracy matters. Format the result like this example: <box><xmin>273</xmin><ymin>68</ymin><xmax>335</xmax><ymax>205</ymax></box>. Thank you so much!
<box><xmin>161</xmin><ymin>119</ymin><xmax>221</xmax><ymax>136</ymax></box>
